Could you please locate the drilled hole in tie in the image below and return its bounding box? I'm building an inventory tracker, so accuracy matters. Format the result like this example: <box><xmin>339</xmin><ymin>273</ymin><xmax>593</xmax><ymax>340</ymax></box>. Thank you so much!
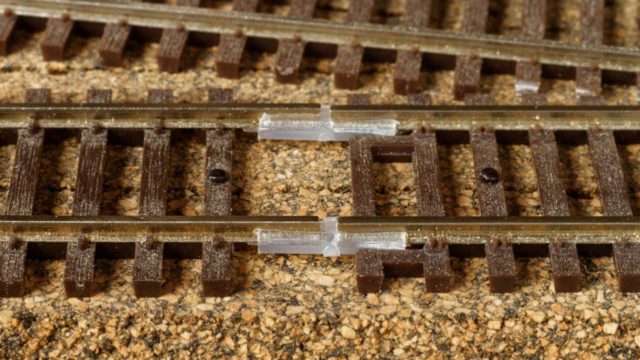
<box><xmin>479</xmin><ymin>167</ymin><xmax>500</xmax><ymax>184</ymax></box>
<box><xmin>209</xmin><ymin>168</ymin><xmax>229</xmax><ymax>183</ymax></box>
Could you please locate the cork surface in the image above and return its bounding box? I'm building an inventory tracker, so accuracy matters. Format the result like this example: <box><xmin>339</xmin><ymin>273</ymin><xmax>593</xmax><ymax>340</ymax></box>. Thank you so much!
<box><xmin>1</xmin><ymin>0</ymin><xmax>640</xmax><ymax>358</ymax></box>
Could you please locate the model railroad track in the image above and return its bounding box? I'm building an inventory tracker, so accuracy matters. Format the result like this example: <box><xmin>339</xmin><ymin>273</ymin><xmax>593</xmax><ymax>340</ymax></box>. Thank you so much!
<box><xmin>0</xmin><ymin>0</ymin><xmax>638</xmax><ymax>101</ymax></box>
<box><xmin>0</xmin><ymin>88</ymin><xmax>638</xmax><ymax>298</ymax></box>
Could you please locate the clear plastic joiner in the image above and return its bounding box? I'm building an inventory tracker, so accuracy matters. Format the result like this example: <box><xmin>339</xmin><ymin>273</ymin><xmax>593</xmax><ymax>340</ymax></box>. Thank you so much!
<box><xmin>256</xmin><ymin>217</ymin><xmax>406</xmax><ymax>256</ymax></box>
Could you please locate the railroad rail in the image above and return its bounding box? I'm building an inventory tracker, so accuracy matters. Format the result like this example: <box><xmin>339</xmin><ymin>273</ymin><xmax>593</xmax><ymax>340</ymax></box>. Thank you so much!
<box><xmin>0</xmin><ymin>88</ymin><xmax>640</xmax><ymax>298</ymax></box>
<box><xmin>0</xmin><ymin>0</ymin><xmax>638</xmax><ymax>100</ymax></box>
